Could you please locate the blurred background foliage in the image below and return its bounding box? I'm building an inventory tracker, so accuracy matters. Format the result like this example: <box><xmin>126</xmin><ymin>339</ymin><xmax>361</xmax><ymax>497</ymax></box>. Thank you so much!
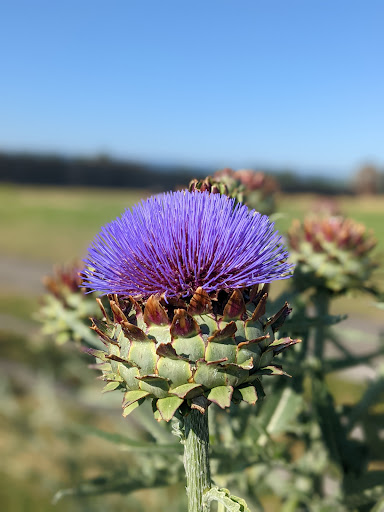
<box><xmin>1</xmin><ymin>172</ymin><xmax>383</xmax><ymax>511</ymax></box>
<box><xmin>2</xmin><ymin>1</ymin><xmax>384</xmax><ymax>509</ymax></box>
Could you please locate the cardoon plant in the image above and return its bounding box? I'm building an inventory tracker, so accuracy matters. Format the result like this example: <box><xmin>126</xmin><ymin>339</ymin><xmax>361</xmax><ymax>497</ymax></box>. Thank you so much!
<box><xmin>40</xmin><ymin>262</ymin><xmax>103</xmax><ymax>347</ymax></box>
<box><xmin>82</xmin><ymin>190</ymin><xmax>299</xmax><ymax>511</ymax></box>
<box><xmin>288</xmin><ymin>214</ymin><xmax>378</xmax><ymax>365</ymax></box>
<box><xmin>288</xmin><ymin>215</ymin><xmax>377</xmax><ymax>295</ymax></box>
<box><xmin>189</xmin><ymin>168</ymin><xmax>278</xmax><ymax>215</ymax></box>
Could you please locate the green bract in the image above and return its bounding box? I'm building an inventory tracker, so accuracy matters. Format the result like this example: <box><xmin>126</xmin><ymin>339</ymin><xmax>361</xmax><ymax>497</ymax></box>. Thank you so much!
<box><xmin>189</xmin><ymin>168</ymin><xmax>278</xmax><ymax>215</ymax></box>
<box><xmin>288</xmin><ymin>216</ymin><xmax>377</xmax><ymax>294</ymax></box>
<box><xmin>40</xmin><ymin>263</ymin><xmax>102</xmax><ymax>346</ymax></box>
<box><xmin>87</xmin><ymin>286</ymin><xmax>299</xmax><ymax>421</ymax></box>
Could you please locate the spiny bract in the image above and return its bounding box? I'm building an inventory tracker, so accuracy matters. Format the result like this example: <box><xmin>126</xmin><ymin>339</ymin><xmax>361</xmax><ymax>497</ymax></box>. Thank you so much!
<box><xmin>189</xmin><ymin>168</ymin><xmax>278</xmax><ymax>215</ymax></box>
<box><xmin>288</xmin><ymin>215</ymin><xmax>377</xmax><ymax>293</ymax></box>
<box><xmin>40</xmin><ymin>263</ymin><xmax>101</xmax><ymax>346</ymax></box>
<box><xmin>87</xmin><ymin>287</ymin><xmax>299</xmax><ymax>421</ymax></box>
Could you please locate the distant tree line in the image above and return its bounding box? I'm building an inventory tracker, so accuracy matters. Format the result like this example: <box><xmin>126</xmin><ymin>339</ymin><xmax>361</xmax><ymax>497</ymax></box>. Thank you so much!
<box><xmin>0</xmin><ymin>151</ymin><xmax>383</xmax><ymax>194</ymax></box>
<box><xmin>0</xmin><ymin>152</ymin><xmax>205</xmax><ymax>191</ymax></box>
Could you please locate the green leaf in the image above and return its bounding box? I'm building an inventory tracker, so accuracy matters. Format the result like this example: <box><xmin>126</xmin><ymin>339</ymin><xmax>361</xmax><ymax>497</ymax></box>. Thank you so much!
<box><xmin>253</xmin><ymin>378</ymin><xmax>265</xmax><ymax>401</ymax></box>
<box><xmin>156</xmin><ymin>396</ymin><xmax>184</xmax><ymax>422</ymax></box>
<box><xmin>239</xmin><ymin>385</ymin><xmax>258</xmax><ymax>405</ymax></box>
<box><xmin>194</xmin><ymin>360</ymin><xmax>227</xmax><ymax>388</ymax></box>
<box><xmin>236</xmin><ymin>356</ymin><xmax>254</xmax><ymax>369</ymax></box>
<box><xmin>122</xmin><ymin>399</ymin><xmax>143</xmax><ymax>417</ymax></box>
<box><xmin>254</xmin><ymin>364</ymin><xmax>289</xmax><ymax>376</ymax></box>
<box><xmin>371</xmin><ymin>497</ymin><xmax>384</xmax><ymax>512</ymax></box>
<box><xmin>157</xmin><ymin>357</ymin><xmax>192</xmax><ymax>388</ymax></box>
<box><xmin>172</xmin><ymin>334</ymin><xmax>205</xmax><ymax>360</ymax></box>
<box><xmin>169</xmin><ymin>382</ymin><xmax>204</xmax><ymax>398</ymax></box>
<box><xmin>102</xmin><ymin>381</ymin><xmax>121</xmax><ymax>393</ymax></box>
<box><xmin>344</xmin><ymin>484</ymin><xmax>384</xmax><ymax>508</ymax></box>
<box><xmin>205</xmin><ymin>332</ymin><xmax>237</xmax><ymax>364</ymax></box>
<box><xmin>261</xmin><ymin>386</ymin><xmax>303</xmax><ymax>435</ymax></box>
<box><xmin>203</xmin><ymin>487</ymin><xmax>251</xmax><ymax>511</ymax></box>
<box><xmin>76</xmin><ymin>425</ymin><xmax>182</xmax><ymax>453</ymax></box>
<box><xmin>53</xmin><ymin>465</ymin><xmax>184</xmax><ymax>503</ymax></box>
<box><xmin>123</xmin><ymin>389</ymin><xmax>150</xmax><ymax>406</ymax></box>
<box><xmin>153</xmin><ymin>408</ymin><xmax>162</xmax><ymax>422</ymax></box>
<box><xmin>129</xmin><ymin>338</ymin><xmax>157</xmax><ymax>374</ymax></box>
<box><xmin>311</xmin><ymin>377</ymin><xmax>346</xmax><ymax>467</ymax></box>
<box><xmin>346</xmin><ymin>375</ymin><xmax>384</xmax><ymax>433</ymax></box>
<box><xmin>207</xmin><ymin>386</ymin><xmax>233</xmax><ymax>409</ymax></box>
<box><xmin>284</xmin><ymin>313</ymin><xmax>347</xmax><ymax>330</ymax></box>
<box><xmin>137</xmin><ymin>374</ymin><xmax>170</xmax><ymax>398</ymax></box>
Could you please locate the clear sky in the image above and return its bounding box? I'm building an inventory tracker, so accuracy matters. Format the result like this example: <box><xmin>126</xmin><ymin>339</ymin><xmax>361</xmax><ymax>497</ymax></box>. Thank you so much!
<box><xmin>1</xmin><ymin>0</ymin><xmax>383</xmax><ymax>176</ymax></box>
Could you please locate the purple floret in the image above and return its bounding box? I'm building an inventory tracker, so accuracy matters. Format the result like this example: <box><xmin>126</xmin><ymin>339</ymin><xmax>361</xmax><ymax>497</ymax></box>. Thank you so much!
<box><xmin>82</xmin><ymin>190</ymin><xmax>293</xmax><ymax>298</ymax></box>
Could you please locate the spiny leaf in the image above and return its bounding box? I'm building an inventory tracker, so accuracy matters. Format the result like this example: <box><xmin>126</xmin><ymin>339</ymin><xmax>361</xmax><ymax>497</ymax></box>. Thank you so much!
<box><xmin>187</xmin><ymin>286</ymin><xmax>212</xmax><ymax>315</ymax></box>
<box><xmin>255</xmin><ymin>364</ymin><xmax>290</xmax><ymax>377</ymax></box>
<box><xmin>266</xmin><ymin>337</ymin><xmax>301</xmax><ymax>354</ymax></box>
<box><xmin>156</xmin><ymin>396</ymin><xmax>184</xmax><ymax>421</ymax></box>
<box><xmin>258</xmin><ymin>386</ymin><xmax>303</xmax><ymax>434</ymax></box>
<box><xmin>122</xmin><ymin>398</ymin><xmax>145</xmax><ymax>417</ymax></box>
<box><xmin>266</xmin><ymin>301</ymin><xmax>291</xmax><ymax>331</ymax></box>
<box><xmin>203</xmin><ymin>487</ymin><xmax>251</xmax><ymax>512</ymax></box>
<box><xmin>170</xmin><ymin>308</ymin><xmax>200</xmax><ymax>337</ymax></box>
<box><xmin>207</xmin><ymin>386</ymin><xmax>233</xmax><ymax>408</ymax></box>
<box><xmin>53</xmin><ymin>465</ymin><xmax>183</xmax><ymax>503</ymax></box>
<box><xmin>169</xmin><ymin>382</ymin><xmax>204</xmax><ymax>399</ymax></box>
<box><xmin>251</xmin><ymin>292</ymin><xmax>268</xmax><ymax>321</ymax></box>
<box><xmin>82</xmin><ymin>347</ymin><xmax>108</xmax><ymax>360</ymax></box>
<box><xmin>75</xmin><ymin>425</ymin><xmax>182</xmax><ymax>453</ymax></box>
<box><xmin>102</xmin><ymin>381</ymin><xmax>121</xmax><ymax>393</ymax></box>
<box><xmin>346</xmin><ymin>375</ymin><xmax>384</xmax><ymax>433</ymax></box>
<box><xmin>144</xmin><ymin>295</ymin><xmax>169</xmax><ymax>325</ymax></box>
<box><xmin>223</xmin><ymin>289</ymin><xmax>246</xmax><ymax>320</ymax></box>
<box><xmin>122</xmin><ymin>389</ymin><xmax>150</xmax><ymax>407</ymax></box>
<box><xmin>285</xmin><ymin>313</ymin><xmax>347</xmax><ymax>330</ymax></box>
<box><xmin>239</xmin><ymin>385</ymin><xmax>258</xmax><ymax>405</ymax></box>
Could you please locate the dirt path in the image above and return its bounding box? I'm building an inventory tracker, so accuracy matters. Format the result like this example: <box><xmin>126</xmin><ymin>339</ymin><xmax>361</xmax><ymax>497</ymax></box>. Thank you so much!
<box><xmin>0</xmin><ymin>254</ymin><xmax>51</xmax><ymax>295</ymax></box>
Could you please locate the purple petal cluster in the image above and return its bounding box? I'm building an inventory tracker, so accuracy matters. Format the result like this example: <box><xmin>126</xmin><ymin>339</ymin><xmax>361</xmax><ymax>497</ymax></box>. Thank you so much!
<box><xmin>82</xmin><ymin>191</ymin><xmax>293</xmax><ymax>298</ymax></box>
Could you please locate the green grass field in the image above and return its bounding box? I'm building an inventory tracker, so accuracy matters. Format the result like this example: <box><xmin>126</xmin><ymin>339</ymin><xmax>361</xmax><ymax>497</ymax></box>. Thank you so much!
<box><xmin>0</xmin><ymin>184</ymin><xmax>149</xmax><ymax>262</ymax></box>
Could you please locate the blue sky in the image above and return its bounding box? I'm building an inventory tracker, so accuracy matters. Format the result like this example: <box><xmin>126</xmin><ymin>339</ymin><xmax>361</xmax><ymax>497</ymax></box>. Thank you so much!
<box><xmin>1</xmin><ymin>0</ymin><xmax>383</xmax><ymax>176</ymax></box>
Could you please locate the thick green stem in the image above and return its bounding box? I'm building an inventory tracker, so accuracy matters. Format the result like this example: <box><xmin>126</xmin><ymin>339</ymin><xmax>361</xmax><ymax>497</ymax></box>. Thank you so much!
<box><xmin>183</xmin><ymin>408</ymin><xmax>211</xmax><ymax>512</ymax></box>
<box><xmin>313</xmin><ymin>291</ymin><xmax>330</xmax><ymax>362</ymax></box>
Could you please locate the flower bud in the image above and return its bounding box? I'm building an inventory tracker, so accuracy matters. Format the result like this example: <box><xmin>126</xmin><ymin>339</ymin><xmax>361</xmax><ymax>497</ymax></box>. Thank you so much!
<box><xmin>288</xmin><ymin>215</ymin><xmax>377</xmax><ymax>294</ymax></box>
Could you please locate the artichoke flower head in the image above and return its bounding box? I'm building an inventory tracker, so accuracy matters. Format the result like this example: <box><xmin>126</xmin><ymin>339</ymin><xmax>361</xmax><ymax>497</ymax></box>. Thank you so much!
<box><xmin>82</xmin><ymin>190</ymin><xmax>298</xmax><ymax>421</ymax></box>
<box><xmin>189</xmin><ymin>168</ymin><xmax>278</xmax><ymax>215</ymax></box>
<box><xmin>288</xmin><ymin>215</ymin><xmax>377</xmax><ymax>294</ymax></box>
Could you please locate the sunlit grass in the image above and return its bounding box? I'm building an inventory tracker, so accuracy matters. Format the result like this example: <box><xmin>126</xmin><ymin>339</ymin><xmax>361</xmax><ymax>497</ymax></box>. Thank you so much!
<box><xmin>0</xmin><ymin>184</ymin><xmax>149</xmax><ymax>262</ymax></box>
<box><xmin>1</xmin><ymin>185</ymin><xmax>383</xmax><ymax>263</ymax></box>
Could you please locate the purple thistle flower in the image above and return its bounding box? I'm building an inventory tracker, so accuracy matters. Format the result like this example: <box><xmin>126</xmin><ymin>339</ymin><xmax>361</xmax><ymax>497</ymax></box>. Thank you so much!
<box><xmin>82</xmin><ymin>190</ymin><xmax>293</xmax><ymax>299</ymax></box>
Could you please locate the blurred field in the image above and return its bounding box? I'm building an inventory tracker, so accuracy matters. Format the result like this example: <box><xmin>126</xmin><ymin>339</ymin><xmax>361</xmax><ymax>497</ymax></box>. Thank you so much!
<box><xmin>0</xmin><ymin>184</ymin><xmax>149</xmax><ymax>262</ymax></box>
<box><xmin>0</xmin><ymin>184</ymin><xmax>383</xmax><ymax>511</ymax></box>
<box><xmin>1</xmin><ymin>184</ymin><xmax>383</xmax><ymax>263</ymax></box>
